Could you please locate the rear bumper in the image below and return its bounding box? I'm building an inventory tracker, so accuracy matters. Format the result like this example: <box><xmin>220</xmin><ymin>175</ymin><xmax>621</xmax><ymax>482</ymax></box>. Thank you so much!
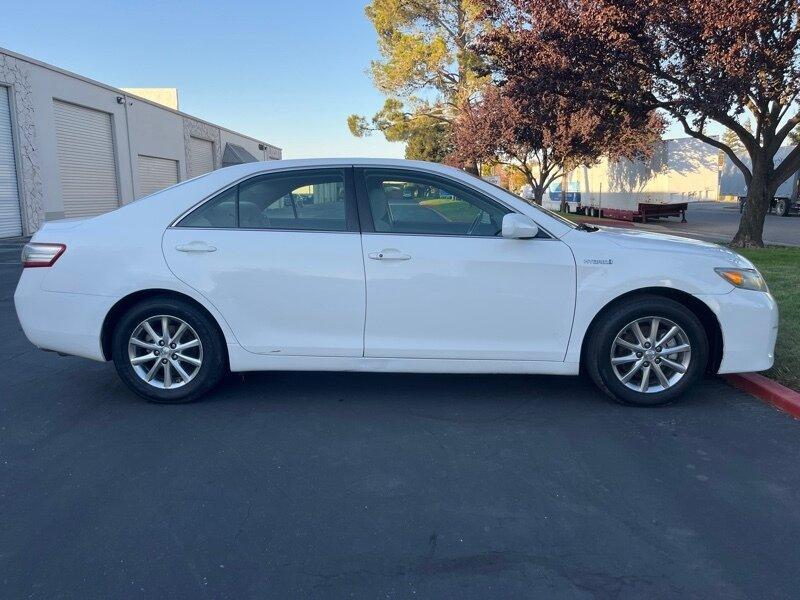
<box><xmin>696</xmin><ymin>289</ymin><xmax>779</xmax><ymax>374</ymax></box>
<box><xmin>14</xmin><ymin>269</ymin><xmax>111</xmax><ymax>361</ymax></box>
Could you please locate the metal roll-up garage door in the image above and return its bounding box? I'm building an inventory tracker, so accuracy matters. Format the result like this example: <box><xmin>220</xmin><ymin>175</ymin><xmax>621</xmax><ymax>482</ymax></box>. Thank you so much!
<box><xmin>138</xmin><ymin>155</ymin><xmax>179</xmax><ymax>198</ymax></box>
<box><xmin>188</xmin><ymin>137</ymin><xmax>214</xmax><ymax>177</ymax></box>
<box><xmin>53</xmin><ymin>100</ymin><xmax>120</xmax><ymax>218</ymax></box>
<box><xmin>0</xmin><ymin>86</ymin><xmax>23</xmax><ymax>237</ymax></box>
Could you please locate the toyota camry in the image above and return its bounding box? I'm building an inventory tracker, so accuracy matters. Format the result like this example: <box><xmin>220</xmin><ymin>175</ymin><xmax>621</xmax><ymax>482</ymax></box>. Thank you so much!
<box><xmin>14</xmin><ymin>159</ymin><xmax>778</xmax><ymax>406</ymax></box>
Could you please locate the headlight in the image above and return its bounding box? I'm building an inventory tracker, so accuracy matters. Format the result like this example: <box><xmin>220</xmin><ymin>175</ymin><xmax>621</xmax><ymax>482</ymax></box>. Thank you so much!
<box><xmin>714</xmin><ymin>268</ymin><xmax>769</xmax><ymax>292</ymax></box>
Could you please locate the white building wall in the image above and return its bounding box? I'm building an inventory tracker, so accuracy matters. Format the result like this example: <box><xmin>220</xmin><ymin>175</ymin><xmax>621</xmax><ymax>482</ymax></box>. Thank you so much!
<box><xmin>25</xmin><ymin>58</ymin><xmax>136</xmax><ymax>221</ymax></box>
<box><xmin>125</xmin><ymin>99</ymin><xmax>186</xmax><ymax>196</ymax></box>
<box><xmin>578</xmin><ymin>137</ymin><xmax>719</xmax><ymax>211</ymax></box>
<box><xmin>0</xmin><ymin>47</ymin><xmax>281</xmax><ymax>236</ymax></box>
<box><xmin>220</xmin><ymin>128</ymin><xmax>281</xmax><ymax>162</ymax></box>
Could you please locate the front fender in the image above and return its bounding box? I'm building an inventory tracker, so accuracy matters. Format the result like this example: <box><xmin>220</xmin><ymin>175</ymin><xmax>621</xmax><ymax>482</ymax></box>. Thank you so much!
<box><xmin>563</xmin><ymin>230</ymin><xmax>736</xmax><ymax>365</ymax></box>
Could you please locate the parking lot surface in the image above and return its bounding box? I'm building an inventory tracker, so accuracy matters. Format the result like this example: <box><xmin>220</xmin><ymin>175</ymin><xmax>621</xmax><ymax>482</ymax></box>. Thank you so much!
<box><xmin>636</xmin><ymin>201</ymin><xmax>800</xmax><ymax>247</ymax></box>
<box><xmin>2</xmin><ymin>243</ymin><xmax>800</xmax><ymax>598</ymax></box>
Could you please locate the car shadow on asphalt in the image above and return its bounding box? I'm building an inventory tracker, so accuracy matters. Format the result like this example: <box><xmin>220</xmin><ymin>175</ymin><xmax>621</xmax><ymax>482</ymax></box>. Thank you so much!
<box><xmin>141</xmin><ymin>368</ymin><xmax>723</xmax><ymax>413</ymax></box>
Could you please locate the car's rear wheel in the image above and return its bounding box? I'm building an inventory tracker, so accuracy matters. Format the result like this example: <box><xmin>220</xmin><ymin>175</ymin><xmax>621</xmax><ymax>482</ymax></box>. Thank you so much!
<box><xmin>112</xmin><ymin>297</ymin><xmax>226</xmax><ymax>403</ymax></box>
<box><xmin>586</xmin><ymin>296</ymin><xmax>708</xmax><ymax>406</ymax></box>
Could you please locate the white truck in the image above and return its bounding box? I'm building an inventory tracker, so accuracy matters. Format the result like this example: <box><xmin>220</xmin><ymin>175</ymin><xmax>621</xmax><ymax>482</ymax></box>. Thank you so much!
<box><xmin>719</xmin><ymin>145</ymin><xmax>799</xmax><ymax>216</ymax></box>
<box><xmin>519</xmin><ymin>183</ymin><xmax>582</xmax><ymax>213</ymax></box>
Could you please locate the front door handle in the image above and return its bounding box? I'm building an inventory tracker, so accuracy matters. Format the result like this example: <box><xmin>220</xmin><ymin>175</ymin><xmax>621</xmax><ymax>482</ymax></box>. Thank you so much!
<box><xmin>175</xmin><ymin>241</ymin><xmax>217</xmax><ymax>253</ymax></box>
<box><xmin>368</xmin><ymin>249</ymin><xmax>411</xmax><ymax>261</ymax></box>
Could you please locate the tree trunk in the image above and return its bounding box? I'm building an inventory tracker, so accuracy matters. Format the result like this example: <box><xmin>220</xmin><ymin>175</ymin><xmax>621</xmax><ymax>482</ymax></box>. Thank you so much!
<box><xmin>464</xmin><ymin>160</ymin><xmax>479</xmax><ymax>176</ymax></box>
<box><xmin>559</xmin><ymin>172</ymin><xmax>568</xmax><ymax>212</ymax></box>
<box><xmin>532</xmin><ymin>185</ymin><xmax>545</xmax><ymax>205</ymax></box>
<box><xmin>731</xmin><ymin>157</ymin><xmax>777</xmax><ymax>248</ymax></box>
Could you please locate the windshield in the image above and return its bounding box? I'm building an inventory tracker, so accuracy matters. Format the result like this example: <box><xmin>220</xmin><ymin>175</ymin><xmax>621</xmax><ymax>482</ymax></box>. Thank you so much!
<box><xmin>471</xmin><ymin>176</ymin><xmax>578</xmax><ymax>229</ymax></box>
<box><xmin>523</xmin><ymin>196</ymin><xmax>579</xmax><ymax>228</ymax></box>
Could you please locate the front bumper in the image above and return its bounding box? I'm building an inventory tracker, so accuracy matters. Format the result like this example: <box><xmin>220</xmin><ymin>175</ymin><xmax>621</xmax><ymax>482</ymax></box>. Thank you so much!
<box><xmin>14</xmin><ymin>268</ymin><xmax>111</xmax><ymax>361</ymax></box>
<box><xmin>696</xmin><ymin>289</ymin><xmax>779</xmax><ymax>374</ymax></box>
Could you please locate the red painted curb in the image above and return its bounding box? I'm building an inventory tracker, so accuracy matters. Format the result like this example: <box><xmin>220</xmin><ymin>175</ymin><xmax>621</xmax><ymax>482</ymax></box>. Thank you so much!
<box><xmin>724</xmin><ymin>373</ymin><xmax>800</xmax><ymax>419</ymax></box>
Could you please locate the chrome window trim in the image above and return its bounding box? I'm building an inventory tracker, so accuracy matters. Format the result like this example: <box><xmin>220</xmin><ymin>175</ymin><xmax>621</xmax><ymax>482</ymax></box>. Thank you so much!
<box><xmin>360</xmin><ymin>231</ymin><xmax>559</xmax><ymax>241</ymax></box>
<box><xmin>170</xmin><ymin>163</ymin><xmax>557</xmax><ymax>239</ymax></box>
<box><xmin>355</xmin><ymin>164</ymin><xmax>556</xmax><ymax>240</ymax></box>
<box><xmin>168</xmin><ymin>227</ymin><xmax>558</xmax><ymax>240</ymax></box>
<box><xmin>169</xmin><ymin>165</ymin><xmax>351</xmax><ymax>228</ymax></box>
<box><xmin>354</xmin><ymin>164</ymin><xmax>515</xmax><ymax>213</ymax></box>
<box><xmin>170</xmin><ymin>226</ymin><xmax>357</xmax><ymax>235</ymax></box>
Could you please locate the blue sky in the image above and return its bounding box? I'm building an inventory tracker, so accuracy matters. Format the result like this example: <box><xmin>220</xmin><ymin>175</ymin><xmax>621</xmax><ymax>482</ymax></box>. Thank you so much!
<box><xmin>3</xmin><ymin>0</ymin><xmax>706</xmax><ymax>160</ymax></box>
<box><xmin>3</xmin><ymin>0</ymin><xmax>405</xmax><ymax>159</ymax></box>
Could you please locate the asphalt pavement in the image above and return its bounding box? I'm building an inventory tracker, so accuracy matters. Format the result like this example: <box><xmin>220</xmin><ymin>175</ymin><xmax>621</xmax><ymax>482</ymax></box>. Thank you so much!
<box><xmin>2</xmin><ymin>241</ymin><xmax>800</xmax><ymax>598</ymax></box>
<box><xmin>634</xmin><ymin>201</ymin><xmax>800</xmax><ymax>246</ymax></box>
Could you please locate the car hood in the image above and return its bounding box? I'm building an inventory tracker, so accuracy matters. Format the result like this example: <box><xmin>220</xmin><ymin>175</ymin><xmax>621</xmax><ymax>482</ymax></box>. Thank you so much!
<box><xmin>586</xmin><ymin>226</ymin><xmax>755</xmax><ymax>269</ymax></box>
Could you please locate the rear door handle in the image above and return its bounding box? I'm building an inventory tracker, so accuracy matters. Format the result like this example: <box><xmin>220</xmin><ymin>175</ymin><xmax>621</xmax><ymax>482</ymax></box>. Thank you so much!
<box><xmin>368</xmin><ymin>249</ymin><xmax>411</xmax><ymax>261</ymax></box>
<box><xmin>175</xmin><ymin>241</ymin><xmax>217</xmax><ymax>253</ymax></box>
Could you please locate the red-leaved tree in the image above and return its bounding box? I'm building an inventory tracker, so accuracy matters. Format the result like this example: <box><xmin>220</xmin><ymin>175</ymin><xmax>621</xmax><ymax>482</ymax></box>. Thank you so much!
<box><xmin>481</xmin><ymin>0</ymin><xmax>800</xmax><ymax>246</ymax></box>
<box><xmin>449</xmin><ymin>82</ymin><xmax>663</xmax><ymax>204</ymax></box>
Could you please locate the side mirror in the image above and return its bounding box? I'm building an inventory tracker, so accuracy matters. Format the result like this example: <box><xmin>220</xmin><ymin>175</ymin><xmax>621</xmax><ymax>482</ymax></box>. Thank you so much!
<box><xmin>502</xmin><ymin>213</ymin><xmax>539</xmax><ymax>239</ymax></box>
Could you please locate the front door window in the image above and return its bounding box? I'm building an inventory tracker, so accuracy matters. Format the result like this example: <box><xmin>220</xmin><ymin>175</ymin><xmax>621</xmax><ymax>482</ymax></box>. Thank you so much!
<box><xmin>362</xmin><ymin>170</ymin><xmax>508</xmax><ymax>236</ymax></box>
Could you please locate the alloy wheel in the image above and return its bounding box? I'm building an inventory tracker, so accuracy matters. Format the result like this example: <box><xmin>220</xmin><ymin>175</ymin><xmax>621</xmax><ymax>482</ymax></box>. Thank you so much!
<box><xmin>128</xmin><ymin>315</ymin><xmax>203</xmax><ymax>389</ymax></box>
<box><xmin>610</xmin><ymin>316</ymin><xmax>692</xmax><ymax>394</ymax></box>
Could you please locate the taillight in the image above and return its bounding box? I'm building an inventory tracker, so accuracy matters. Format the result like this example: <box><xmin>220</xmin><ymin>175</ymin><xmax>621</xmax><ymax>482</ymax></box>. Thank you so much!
<box><xmin>21</xmin><ymin>243</ymin><xmax>66</xmax><ymax>268</ymax></box>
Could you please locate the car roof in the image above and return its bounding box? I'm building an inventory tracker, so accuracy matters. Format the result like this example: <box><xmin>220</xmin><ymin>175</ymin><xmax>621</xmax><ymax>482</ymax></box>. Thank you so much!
<box><xmin>114</xmin><ymin>157</ymin><xmax>573</xmax><ymax>239</ymax></box>
<box><xmin>217</xmin><ymin>157</ymin><xmax>468</xmax><ymax>178</ymax></box>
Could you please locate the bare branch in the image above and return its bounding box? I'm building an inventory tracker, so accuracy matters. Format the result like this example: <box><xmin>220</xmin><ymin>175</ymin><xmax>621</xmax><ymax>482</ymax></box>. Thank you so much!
<box><xmin>676</xmin><ymin>115</ymin><xmax>752</xmax><ymax>184</ymax></box>
<box><xmin>773</xmin><ymin>144</ymin><xmax>800</xmax><ymax>188</ymax></box>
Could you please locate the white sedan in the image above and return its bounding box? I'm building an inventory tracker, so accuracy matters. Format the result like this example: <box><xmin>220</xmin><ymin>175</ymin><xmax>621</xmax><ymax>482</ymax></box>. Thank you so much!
<box><xmin>15</xmin><ymin>159</ymin><xmax>777</xmax><ymax>406</ymax></box>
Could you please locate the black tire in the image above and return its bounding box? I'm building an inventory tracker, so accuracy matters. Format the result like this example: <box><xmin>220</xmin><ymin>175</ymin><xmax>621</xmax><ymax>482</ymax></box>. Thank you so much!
<box><xmin>585</xmin><ymin>295</ymin><xmax>708</xmax><ymax>407</ymax></box>
<box><xmin>776</xmin><ymin>198</ymin><xmax>789</xmax><ymax>217</ymax></box>
<box><xmin>111</xmin><ymin>296</ymin><xmax>226</xmax><ymax>403</ymax></box>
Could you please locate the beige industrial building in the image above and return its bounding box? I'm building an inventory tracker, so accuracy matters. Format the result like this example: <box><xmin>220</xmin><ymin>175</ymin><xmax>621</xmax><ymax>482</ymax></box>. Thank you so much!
<box><xmin>0</xmin><ymin>47</ymin><xmax>281</xmax><ymax>238</ymax></box>
<box><xmin>574</xmin><ymin>137</ymin><xmax>720</xmax><ymax>210</ymax></box>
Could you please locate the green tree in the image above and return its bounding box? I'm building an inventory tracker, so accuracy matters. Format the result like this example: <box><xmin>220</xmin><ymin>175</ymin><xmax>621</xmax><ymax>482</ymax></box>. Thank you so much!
<box><xmin>721</xmin><ymin>128</ymin><xmax>744</xmax><ymax>156</ymax></box>
<box><xmin>347</xmin><ymin>99</ymin><xmax>452</xmax><ymax>162</ymax></box>
<box><xmin>348</xmin><ymin>0</ymin><xmax>485</xmax><ymax>170</ymax></box>
<box><xmin>721</xmin><ymin>120</ymin><xmax>752</xmax><ymax>156</ymax></box>
<box><xmin>404</xmin><ymin>119</ymin><xmax>452</xmax><ymax>162</ymax></box>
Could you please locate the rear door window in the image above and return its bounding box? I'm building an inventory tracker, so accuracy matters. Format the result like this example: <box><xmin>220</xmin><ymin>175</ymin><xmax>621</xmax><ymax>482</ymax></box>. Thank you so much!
<box><xmin>177</xmin><ymin>168</ymin><xmax>350</xmax><ymax>231</ymax></box>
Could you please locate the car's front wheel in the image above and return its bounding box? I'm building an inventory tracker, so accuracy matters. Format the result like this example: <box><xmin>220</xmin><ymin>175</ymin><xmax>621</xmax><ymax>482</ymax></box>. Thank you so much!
<box><xmin>586</xmin><ymin>296</ymin><xmax>708</xmax><ymax>406</ymax></box>
<box><xmin>111</xmin><ymin>297</ymin><xmax>226</xmax><ymax>403</ymax></box>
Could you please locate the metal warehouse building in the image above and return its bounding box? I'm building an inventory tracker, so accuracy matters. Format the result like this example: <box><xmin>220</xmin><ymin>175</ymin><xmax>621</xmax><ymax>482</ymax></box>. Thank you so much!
<box><xmin>0</xmin><ymin>47</ymin><xmax>281</xmax><ymax>238</ymax></box>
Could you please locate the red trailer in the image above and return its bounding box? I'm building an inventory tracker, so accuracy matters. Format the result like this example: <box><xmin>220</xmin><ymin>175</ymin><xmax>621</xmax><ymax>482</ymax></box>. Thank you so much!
<box><xmin>591</xmin><ymin>202</ymin><xmax>688</xmax><ymax>223</ymax></box>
